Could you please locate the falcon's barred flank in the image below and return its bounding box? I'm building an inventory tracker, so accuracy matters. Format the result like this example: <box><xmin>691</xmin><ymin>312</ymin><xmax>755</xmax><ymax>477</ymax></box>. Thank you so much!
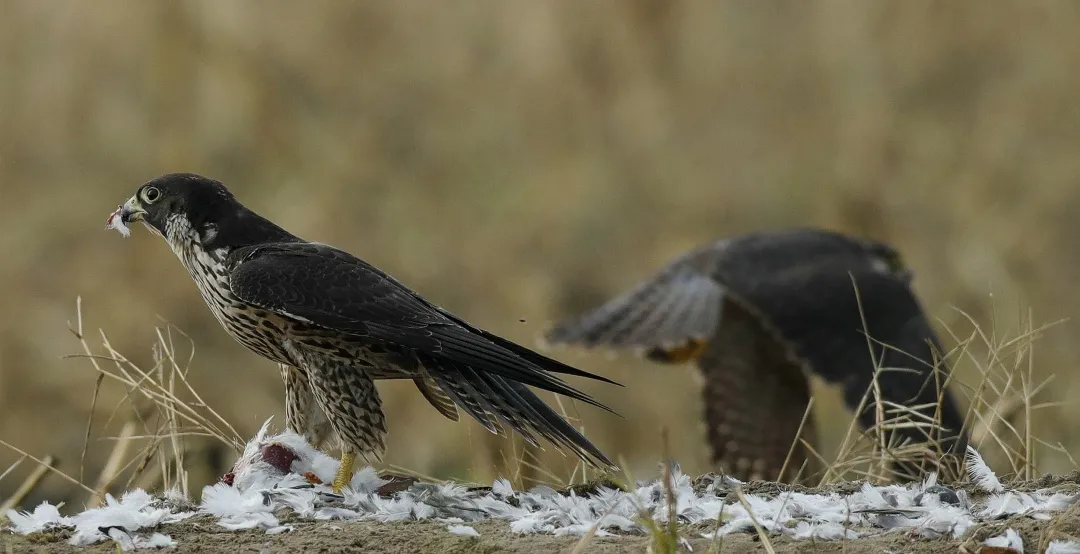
<box><xmin>109</xmin><ymin>173</ymin><xmax>621</xmax><ymax>491</ymax></box>
<box><xmin>545</xmin><ymin>228</ymin><xmax>969</xmax><ymax>483</ymax></box>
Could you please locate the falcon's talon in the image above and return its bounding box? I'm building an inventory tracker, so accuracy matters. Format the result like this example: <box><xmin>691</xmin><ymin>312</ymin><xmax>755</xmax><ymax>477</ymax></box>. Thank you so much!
<box><xmin>108</xmin><ymin>173</ymin><xmax>620</xmax><ymax>477</ymax></box>
<box><xmin>332</xmin><ymin>452</ymin><xmax>356</xmax><ymax>494</ymax></box>
<box><xmin>648</xmin><ymin>338</ymin><xmax>708</xmax><ymax>364</ymax></box>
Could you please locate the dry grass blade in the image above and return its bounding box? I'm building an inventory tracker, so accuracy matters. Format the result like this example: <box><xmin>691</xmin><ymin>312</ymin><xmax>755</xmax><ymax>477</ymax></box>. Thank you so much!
<box><xmin>945</xmin><ymin>307</ymin><xmax>1061</xmax><ymax>479</ymax></box>
<box><xmin>80</xmin><ymin>372</ymin><xmax>106</xmax><ymax>483</ymax></box>
<box><xmin>86</xmin><ymin>420</ymin><xmax>136</xmax><ymax>508</ymax></box>
<box><xmin>848</xmin><ymin>275</ymin><xmax>890</xmax><ymax>480</ymax></box>
<box><xmin>607</xmin><ymin>443</ymin><xmax>680</xmax><ymax>554</ymax></box>
<box><xmin>0</xmin><ymin>455</ymin><xmax>54</xmax><ymax>517</ymax></box>
<box><xmin>384</xmin><ymin>464</ymin><xmax>448</xmax><ymax>486</ymax></box>
<box><xmin>68</xmin><ymin>300</ymin><xmax>241</xmax><ymax>449</ymax></box>
<box><xmin>661</xmin><ymin>428</ymin><xmax>678</xmax><ymax>551</ymax></box>
<box><xmin>71</xmin><ymin>296</ymin><xmax>105</xmax><ymax>485</ymax></box>
<box><xmin>818</xmin><ymin>296</ymin><xmax>1058</xmax><ymax>486</ymax></box>
<box><xmin>778</xmin><ymin>397</ymin><xmax>814</xmax><ymax>483</ymax></box>
<box><xmin>733</xmin><ymin>488</ymin><xmax>777</xmax><ymax>554</ymax></box>
<box><xmin>155</xmin><ymin>327</ymin><xmax>188</xmax><ymax>496</ymax></box>
<box><xmin>1039</xmin><ymin>440</ymin><xmax>1080</xmax><ymax>469</ymax></box>
<box><xmin>820</xmin><ymin>364</ymin><xmax>888</xmax><ymax>485</ymax></box>
<box><xmin>0</xmin><ymin>440</ymin><xmax>94</xmax><ymax>496</ymax></box>
<box><xmin>506</xmin><ymin>452</ymin><xmax>565</xmax><ymax>489</ymax></box>
<box><xmin>820</xmin><ymin>278</ymin><xmax>890</xmax><ymax>485</ymax></box>
<box><xmin>59</xmin><ymin>299</ymin><xmax>248</xmax><ymax>502</ymax></box>
<box><xmin>551</xmin><ymin>393</ymin><xmax>595</xmax><ymax>487</ymax></box>
<box><xmin>105</xmin><ymin>326</ymin><xmax>241</xmax><ymax>448</ymax></box>
<box><xmin>1037</xmin><ymin>496</ymin><xmax>1080</xmax><ymax>553</ymax></box>
<box><xmin>0</xmin><ymin>456</ymin><xmax>26</xmax><ymax>485</ymax></box>
<box><xmin>1022</xmin><ymin>307</ymin><xmax>1035</xmax><ymax>480</ymax></box>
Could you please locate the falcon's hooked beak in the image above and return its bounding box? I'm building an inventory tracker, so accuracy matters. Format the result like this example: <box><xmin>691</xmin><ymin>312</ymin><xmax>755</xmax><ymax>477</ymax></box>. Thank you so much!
<box><xmin>119</xmin><ymin>196</ymin><xmax>147</xmax><ymax>224</ymax></box>
<box><xmin>114</xmin><ymin>195</ymin><xmax>165</xmax><ymax>238</ymax></box>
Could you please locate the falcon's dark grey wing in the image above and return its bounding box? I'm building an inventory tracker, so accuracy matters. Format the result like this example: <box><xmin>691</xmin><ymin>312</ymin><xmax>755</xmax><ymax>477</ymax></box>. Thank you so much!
<box><xmin>227</xmin><ymin>242</ymin><xmax>619</xmax><ymax>469</ymax></box>
<box><xmin>732</xmin><ymin>265</ymin><xmax>967</xmax><ymax>464</ymax></box>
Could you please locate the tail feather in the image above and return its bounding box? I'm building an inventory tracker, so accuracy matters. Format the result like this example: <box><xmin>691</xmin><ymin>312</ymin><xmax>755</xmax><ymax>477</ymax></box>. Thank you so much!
<box><xmin>426</xmin><ymin>366</ymin><xmax>501</xmax><ymax>435</ymax></box>
<box><xmin>430</xmin><ymin>327</ymin><xmax>617</xmax><ymax>414</ymax></box>
<box><xmin>487</xmin><ymin>375</ymin><xmax>616</xmax><ymax>469</ymax></box>
<box><xmin>424</xmin><ymin>355</ymin><xmax>616</xmax><ymax>470</ymax></box>
<box><xmin>413</xmin><ymin>376</ymin><xmax>459</xmax><ymax>421</ymax></box>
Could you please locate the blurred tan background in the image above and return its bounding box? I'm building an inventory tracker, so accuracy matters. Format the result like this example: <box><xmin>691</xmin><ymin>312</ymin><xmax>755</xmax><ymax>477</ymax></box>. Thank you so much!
<box><xmin>3</xmin><ymin>0</ymin><xmax>1080</xmax><ymax>510</ymax></box>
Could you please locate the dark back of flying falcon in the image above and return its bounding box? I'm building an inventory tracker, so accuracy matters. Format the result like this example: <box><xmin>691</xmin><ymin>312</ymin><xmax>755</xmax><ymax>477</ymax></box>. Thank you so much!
<box><xmin>545</xmin><ymin>228</ymin><xmax>968</xmax><ymax>484</ymax></box>
<box><xmin>108</xmin><ymin>173</ymin><xmax>620</xmax><ymax>492</ymax></box>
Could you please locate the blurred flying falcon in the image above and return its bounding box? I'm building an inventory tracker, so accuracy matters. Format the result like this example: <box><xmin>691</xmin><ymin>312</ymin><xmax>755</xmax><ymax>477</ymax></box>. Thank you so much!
<box><xmin>109</xmin><ymin>173</ymin><xmax>620</xmax><ymax>492</ymax></box>
<box><xmin>545</xmin><ymin>228</ymin><xmax>968</xmax><ymax>483</ymax></box>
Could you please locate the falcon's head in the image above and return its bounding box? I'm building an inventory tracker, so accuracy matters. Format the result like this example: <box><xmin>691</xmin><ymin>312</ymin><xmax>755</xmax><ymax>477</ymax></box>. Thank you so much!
<box><xmin>862</xmin><ymin>240</ymin><xmax>913</xmax><ymax>282</ymax></box>
<box><xmin>117</xmin><ymin>173</ymin><xmax>296</xmax><ymax>249</ymax></box>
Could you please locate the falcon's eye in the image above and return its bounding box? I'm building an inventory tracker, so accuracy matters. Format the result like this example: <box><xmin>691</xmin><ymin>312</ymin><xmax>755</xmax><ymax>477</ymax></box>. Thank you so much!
<box><xmin>141</xmin><ymin>186</ymin><xmax>161</xmax><ymax>204</ymax></box>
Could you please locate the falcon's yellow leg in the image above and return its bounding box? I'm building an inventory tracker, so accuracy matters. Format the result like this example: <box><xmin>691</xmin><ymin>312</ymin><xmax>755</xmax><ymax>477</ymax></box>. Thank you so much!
<box><xmin>332</xmin><ymin>451</ymin><xmax>356</xmax><ymax>493</ymax></box>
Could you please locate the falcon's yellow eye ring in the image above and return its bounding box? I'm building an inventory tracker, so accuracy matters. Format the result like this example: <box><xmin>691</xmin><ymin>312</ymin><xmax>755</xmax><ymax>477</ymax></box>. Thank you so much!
<box><xmin>141</xmin><ymin>186</ymin><xmax>161</xmax><ymax>204</ymax></box>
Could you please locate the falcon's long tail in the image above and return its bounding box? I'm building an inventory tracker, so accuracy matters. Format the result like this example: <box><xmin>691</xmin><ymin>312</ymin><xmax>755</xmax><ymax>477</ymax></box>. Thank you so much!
<box><xmin>410</xmin><ymin>317</ymin><xmax>621</xmax><ymax>470</ymax></box>
<box><xmin>420</xmin><ymin>355</ymin><xmax>618</xmax><ymax>470</ymax></box>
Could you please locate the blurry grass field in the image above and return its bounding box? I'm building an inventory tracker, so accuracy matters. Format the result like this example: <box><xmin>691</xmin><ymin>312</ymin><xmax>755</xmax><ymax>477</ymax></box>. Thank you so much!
<box><xmin>3</xmin><ymin>0</ymin><xmax>1080</xmax><ymax>512</ymax></box>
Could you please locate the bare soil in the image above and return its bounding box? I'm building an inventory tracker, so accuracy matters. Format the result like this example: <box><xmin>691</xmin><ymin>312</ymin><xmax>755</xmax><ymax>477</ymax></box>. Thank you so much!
<box><xmin>2</xmin><ymin>513</ymin><xmax>1072</xmax><ymax>554</ymax></box>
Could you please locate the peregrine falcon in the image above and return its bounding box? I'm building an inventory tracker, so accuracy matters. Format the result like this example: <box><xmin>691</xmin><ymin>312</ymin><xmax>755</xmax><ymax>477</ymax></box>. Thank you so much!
<box><xmin>545</xmin><ymin>228</ymin><xmax>968</xmax><ymax>483</ymax></box>
<box><xmin>110</xmin><ymin>173</ymin><xmax>619</xmax><ymax>492</ymax></box>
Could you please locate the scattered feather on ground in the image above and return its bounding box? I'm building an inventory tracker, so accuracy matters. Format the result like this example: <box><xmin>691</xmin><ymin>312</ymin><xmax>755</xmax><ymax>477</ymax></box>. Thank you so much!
<box><xmin>967</xmin><ymin>445</ymin><xmax>1005</xmax><ymax>493</ymax></box>
<box><xmin>1047</xmin><ymin>540</ymin><xmax>1080</xmax><ymax>553</ymax></box>
<box><xmin>4</xmin><ymin>420</ymin><xmax>1079</xmax><ymax>550</ymax></box>
<box><xmin>983</xmin><ymin>528</ymin><xmax>1023</xmax><ymax>553</ymax></box>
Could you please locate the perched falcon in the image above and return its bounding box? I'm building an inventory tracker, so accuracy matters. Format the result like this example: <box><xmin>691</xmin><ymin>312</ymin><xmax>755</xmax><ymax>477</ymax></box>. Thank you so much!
<box><xmin>111</xmin><ymin>173</ymin><xmax>619</xmax><ymax>492</ymax></box>
<box><xmin>545</xmin><ymin>228</ymin><xmax>968</xmax><ymax>483</ymax></box>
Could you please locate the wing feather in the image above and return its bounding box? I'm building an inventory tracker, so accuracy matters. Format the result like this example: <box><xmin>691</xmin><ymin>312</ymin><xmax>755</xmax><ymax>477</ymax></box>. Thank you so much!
<box><xmin>545</xmin><ymin>251</ymin><xmax>725</xmax><ymax>355</ymax></box>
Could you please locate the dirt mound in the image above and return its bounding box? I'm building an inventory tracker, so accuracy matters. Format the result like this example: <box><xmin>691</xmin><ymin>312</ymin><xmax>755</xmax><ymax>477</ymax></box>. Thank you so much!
<box><xmin>6</xmin><ymin>471</ymin><xmax>1080</xmax><ymax>554</ymax></box>
<box><xmin>4</xmin><ymin>512</ymin><xmax>1073</xmax><ymax>554</ymax></box>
